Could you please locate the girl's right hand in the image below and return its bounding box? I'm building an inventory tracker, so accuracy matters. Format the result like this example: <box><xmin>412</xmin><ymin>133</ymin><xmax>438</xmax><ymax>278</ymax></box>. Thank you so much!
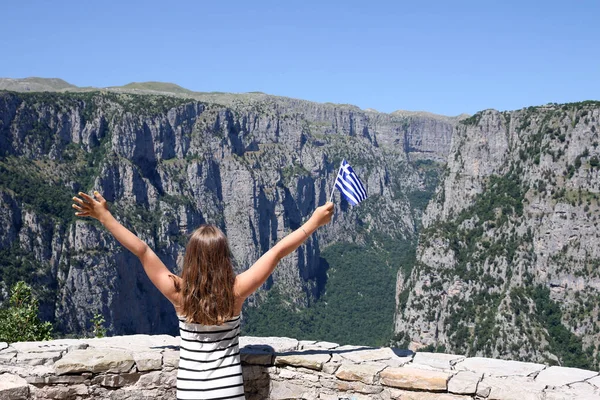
<box><xmin>311</xmin><ymin>202</ymin><xmax>334</xmax><ymax>227</ymax></box>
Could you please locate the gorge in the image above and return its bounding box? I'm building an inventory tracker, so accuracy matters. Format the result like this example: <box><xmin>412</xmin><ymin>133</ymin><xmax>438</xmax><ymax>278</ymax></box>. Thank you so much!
<box><xmin>1</xmin><ymin>78</ymin><xmax>600</xmax><ymax>371</ymax></box>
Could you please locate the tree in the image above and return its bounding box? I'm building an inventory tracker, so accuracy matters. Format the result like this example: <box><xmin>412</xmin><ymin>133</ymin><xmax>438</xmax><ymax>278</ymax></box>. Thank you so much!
<box><xmin>0</xmin><ymin>281</ymin><xmax>53</xmax><ymax>343</ymax></box>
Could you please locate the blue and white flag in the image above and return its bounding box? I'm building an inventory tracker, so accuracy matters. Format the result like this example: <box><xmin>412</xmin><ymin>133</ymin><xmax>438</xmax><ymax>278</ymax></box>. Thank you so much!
<box><xmin>333</xmin><ymin>159</ymin><xmax>367</xmax><ymax>206</ymax></box>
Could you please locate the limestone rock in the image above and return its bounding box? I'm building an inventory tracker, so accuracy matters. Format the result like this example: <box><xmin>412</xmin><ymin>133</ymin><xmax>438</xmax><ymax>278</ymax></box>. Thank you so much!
<box><xmin>0</xmin><ymin>373</ymin><xmax>29</xmax><ymax>400</ymax></box>
<box><xmin>447</xmin><ymin>370</ymin><xmax>482</xmax><ymax>395</ymax></box>
<box><xmin>16</xmin><ymin>351</ymin><xmax>62</xmax><ymax>366</ymax></box>
<box><xmin>54</xmin><ymin>348</ymin><xmax>134</xmax><ymax>374</ymax></box>
<box><xmin>133</xmin><ymin>351</ymin><xmax>162</xmax><ymax>371</ymax></box>
<box><xmin>241</xmin><ymin>336</ymin><xmax>299</xmax><ymax>353</ymax></box>
<box><xmin>380</xmin><ymin>366</ymin><xmax>450</xmax><ymax>391</ymax></box>
<box><xmin>335</xmin><ymin>362</ymin><xmax>387</xmax><ymax>384</ymax></box>
<box><xmin>534</xmin><ymin>365</ymin><xmax>598</xmax><ymax>387</ymax></box>
<box><xmin>269</xmin><ymin>380</ymin><xmax>316</xmax><ymax>400</ymax></box>
<box><xmin>412</xmin><ymin>352</ymin><xmax>465</xmax><ymax>370</ymax></box>
<box><xmin>454</xmin><ymin>357</ymin><xmax>545</xmax><ymax>377</ymax></box>
<box><xmin>476</xmin><ymin>376</ymin><xmax>546</xmax><ymax>400</ymax></box>
<box><xmin>274</xmin><ymin>351</ymin><xmax>331</xmax><ymax>371</ymax></box>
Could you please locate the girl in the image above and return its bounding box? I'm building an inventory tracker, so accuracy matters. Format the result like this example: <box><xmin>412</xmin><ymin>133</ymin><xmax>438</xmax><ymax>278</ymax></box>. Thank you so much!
<box><xmin>72</xmin><ymin>191</ymin><xmax>334</xmax><ymax>400</ymax></box>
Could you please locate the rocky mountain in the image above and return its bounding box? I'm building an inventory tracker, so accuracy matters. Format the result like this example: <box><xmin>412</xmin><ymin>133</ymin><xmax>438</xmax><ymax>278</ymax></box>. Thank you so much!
<box><xmin>394</xmin><ymin>102</ymin><xmax>600</xmax><ymax>369</ymax></box>
<box><xmin>0</xmin><ymin>80</ymin><xmax>460</xmax><ymax>341</ymax></box>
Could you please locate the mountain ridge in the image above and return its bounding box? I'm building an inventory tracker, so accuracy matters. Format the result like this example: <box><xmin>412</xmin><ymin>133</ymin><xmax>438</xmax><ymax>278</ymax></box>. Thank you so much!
<box><xmin>0</xmin><ymin>77</ymin><xmax>466</xmax><ymax>120</ymax></box>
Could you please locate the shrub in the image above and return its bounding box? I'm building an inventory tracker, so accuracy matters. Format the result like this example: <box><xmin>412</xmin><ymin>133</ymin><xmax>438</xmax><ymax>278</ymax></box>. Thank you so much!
<box><xmin>0</xmin><ymin>281</ymin><xmax>53</xmax><ymax>343</ymax></box>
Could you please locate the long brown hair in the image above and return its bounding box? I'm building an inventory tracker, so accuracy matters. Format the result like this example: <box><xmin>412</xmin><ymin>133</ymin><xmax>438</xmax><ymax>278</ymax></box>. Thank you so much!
<box><xmin>178</xmin><ymin>225</ymin><xmax>236</xmax><ymax>325</ymax></box>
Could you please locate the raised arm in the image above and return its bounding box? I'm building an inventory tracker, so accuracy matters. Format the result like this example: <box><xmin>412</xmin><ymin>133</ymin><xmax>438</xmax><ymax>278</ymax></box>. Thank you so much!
<box><xmin>72</xmin><ymin>191</ymin><xmax>178</xmax><ymax>304</ymax></box>
<box><xmin>234</xmin><ymin>202</ymin><xmax>334</xmax><ymax>299</ymax></box>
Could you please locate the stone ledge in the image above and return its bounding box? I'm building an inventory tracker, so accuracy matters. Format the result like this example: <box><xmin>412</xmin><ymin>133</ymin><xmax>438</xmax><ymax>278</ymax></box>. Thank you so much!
<box><xmin>0</xmin><ymin>334</ymin><xmax>598</xmax><ymax>399</ymax></box>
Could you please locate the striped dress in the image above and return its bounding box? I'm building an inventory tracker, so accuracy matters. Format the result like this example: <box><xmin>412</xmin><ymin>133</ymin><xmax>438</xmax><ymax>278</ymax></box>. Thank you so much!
<box><xmin>177</xmin><ymin>315</ymin><xmax>246</xmax><ymax>400</ymax></box>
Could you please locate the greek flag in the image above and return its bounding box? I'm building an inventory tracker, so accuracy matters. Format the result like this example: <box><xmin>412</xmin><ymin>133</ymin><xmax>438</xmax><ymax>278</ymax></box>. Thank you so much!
<box><xmin>334</xmin><ymin>160</ymin><xmax>367</xmax><ymax>206</ymax></box>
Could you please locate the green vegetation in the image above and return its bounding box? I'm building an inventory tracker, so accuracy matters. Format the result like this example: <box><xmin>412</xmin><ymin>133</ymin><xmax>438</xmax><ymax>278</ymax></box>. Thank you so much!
<box><xmin>91</xmin><ymin>312</ymin><xmax>107</xmax><ymax>338</ymax></box>
<box><xmin>243</xmin><ymin>236</ymin><xmax>416</xmax><ymax>346</ymax></box>
<box><xmin>0</xmin><ymin>281</ymin><xmax>53</xmax><ymax>343</ymax></box>
<box><xmin>511</xmin><ymin>286</ymin><xmax>592</xmax><ymax>369</ymax></box>
<box><xmin>407</xmin><ymin>160</ymin><xmax>444</xmax><ymax>212</ymax></box>
<box><xmin>0</xmin><ymin>158</ymin><xmax>78</xmax><ymax>222</ymax></box>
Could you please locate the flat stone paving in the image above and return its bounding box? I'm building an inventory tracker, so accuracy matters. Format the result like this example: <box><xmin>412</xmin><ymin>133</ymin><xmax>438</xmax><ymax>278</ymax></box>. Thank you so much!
<box><xmin>0</xmin><ymin>335</ymin><xmax>599</xmax><ymax>399</ymax></box>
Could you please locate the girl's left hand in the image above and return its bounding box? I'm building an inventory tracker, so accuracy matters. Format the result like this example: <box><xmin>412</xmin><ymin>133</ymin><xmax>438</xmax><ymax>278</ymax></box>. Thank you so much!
<box><xmin>72</xmin><ymin>191</ymin><xmax>110</xmax><ymax>221</ymax></box>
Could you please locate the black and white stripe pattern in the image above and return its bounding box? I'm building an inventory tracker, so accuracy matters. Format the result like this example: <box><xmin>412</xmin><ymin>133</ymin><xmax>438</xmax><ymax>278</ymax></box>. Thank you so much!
<box><xmin>177</xmin><ymin>315</ymin><xmax>245</xmax><ymax>400</ymax></box>
<box><xmin>335</xmin><ymin>159</ymin><xmax>367</xmax><ymax>206</ymax></box>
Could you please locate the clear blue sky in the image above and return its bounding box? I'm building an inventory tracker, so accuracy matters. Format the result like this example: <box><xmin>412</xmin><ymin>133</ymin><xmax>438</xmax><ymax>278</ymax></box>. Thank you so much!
<box><xmin>1</xmin><ymin>0</ymin><xmax>598</xmax><ymax>116</ymax></box>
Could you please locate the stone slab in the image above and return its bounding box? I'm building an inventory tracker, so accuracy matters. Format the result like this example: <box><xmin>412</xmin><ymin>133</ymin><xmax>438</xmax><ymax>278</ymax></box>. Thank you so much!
<box><xmin>336</xmin><ymin>379</ymin><xmax>383</xmax><ymax>394</ymax></box>
<box><xmin>455</xmin><ymin>357</ymin><xmax>545</xmax><ymax>377</ymax></box>
<box><xmin>301</xmin><ymin>340</ymin><xmax>339</xmax><ymax>351</ymax></box>
<box><xmin>0</xmin><ymin>373</ymin><xmax>29</xmax><ymax>400</ymax></box>
<box><xmin>240</xmin><ymin>336</ymin><xmax>299</xmax><ymax>353</ymax></box>
<box><xmin>54</xmin><ymin>348</ymin><xmax>134</xmax><ymax>374</ymax></box>
<box><xmin>544</xmin><ymin>383</ymin><xmax>600</xmax><ymax>400</ymax></box>
<box><xmin>385</xmin><ymin>389</ymin><xmax>472</xmax><ymax>400</ymax></box>
<box><xmin>339</xmin><ymin>347</ymin><xmax>412</xmax><ymax>365</ymax></box>
<box><xmin>447</xmin><ymin>370</ymin><xmax>482</xmax><ymax>395</ymax></box>
<box><xmin>587</xmin><ymin>374</ymin><xmax>600</xmax><ymax>388</ymax></box>
<box><xmin>380</xmin><ymin>366</ymin><xmax>450</xmax><ymax>391</ymax></box>
<box><xmin>335</xmin><ymin>362</ymin><xmax>387</xmax><ymax>384</ymax></box>
<box><xmin>274</xmin><ymin>351</ymin><xmax>331</xmax><ymax>371</ymax></box>
<box><xmin>535</xmin><ymin>365</ymin><xmax>598</xmax><ymax>387</ymax></box>
<box><xmin>162</xmin><ymin>350</ymin><xmax>179</xmax><ymax>369</ymax></box>
<box><xmin>10</xmin><ymin>340</ymin><xmax>77</xmax><ymax>354</ymax></box>
<box><xmin>269</xmin><ymin>380</ymin><xmax>316</xmax><ymax>400</ymax></box>
<box><xmin>133</xmin><ymin>351</ymin><xmax>162</xmax><ymax>371</ymax></box>
<box><xmin>476</xmin><ymin>376</ymin><xmax>546</xmax><ymax>400</ymax></box>
<box><xmin>16</xmin><ymin>351</ymin><xmax>62</xmax><ymax>366</ymax></box>
<box><xmin>413</xmin><ymin>352</ymin><xmax>465</xmax><ymax>370</ymax></box>
<box><xmin>81</xmin><ymin>334</ymin><xmax>178</xmax><ymax>352</ymax></box>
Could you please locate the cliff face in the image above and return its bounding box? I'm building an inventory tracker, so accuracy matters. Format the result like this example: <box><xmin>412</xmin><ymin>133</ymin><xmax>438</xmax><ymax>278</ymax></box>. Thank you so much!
<box><xmin>395</xmin><ymin>102</ymin><xmax>600</xmax><ymax>369</ymax></box>
<box><xmin>0</xmin><ymin>89</ymin><xmax>457</xmax><ymax>338</ymax></box>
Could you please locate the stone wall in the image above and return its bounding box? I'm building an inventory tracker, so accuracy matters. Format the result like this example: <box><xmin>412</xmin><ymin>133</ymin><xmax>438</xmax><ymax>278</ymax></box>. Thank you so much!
<box><xmin>0</xmin><ymin>335</ymin><xmax>599</xmax><ymax>399</ymax></box>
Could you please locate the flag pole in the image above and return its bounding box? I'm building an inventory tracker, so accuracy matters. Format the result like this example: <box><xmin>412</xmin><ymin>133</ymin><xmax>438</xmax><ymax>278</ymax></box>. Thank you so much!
<box><xmin>329</xmin><ymin>161</ymin><xmax>343</xmax><ymax>202</ymax></box>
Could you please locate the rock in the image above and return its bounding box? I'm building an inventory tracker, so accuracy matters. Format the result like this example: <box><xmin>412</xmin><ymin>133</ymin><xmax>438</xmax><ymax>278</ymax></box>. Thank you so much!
<box><xmin>301</xmin><ymin>341</ymin><xmax>339</xmax><ymax>350</ymax></box>
<box><xmin>587</xmin><ymin>374</ymin><xmax>600</xmax><ymax>388</ymax></box>
<box><xmin>535</xmin><ymin>366</ymin><xmax>598</xmax><ymax>387</ymax></box>
<box><xmin>336</xmin><ymin>379</ymin><xmax>383</xmax><ymax>394</ymax></box>
<box><xmin>0</xmin><ymin>351</ymin><xmax>16</xmax><ymax>363</ymax></box>
<box><xmin>54</xmin><ymin>348</ymin><xmax>134</xmax><ymax>374</ymax></box>
<box><xmin>0</xmin><ymin>344</ymin><xmax>7</xmax><ymax>352</ymax></box>
<box><xmin>476</xmin><ymin>376</ymin><xmax>546</xmax><ymax>400</ymax></box>
<box><xmin>0</xmin><ymin>373</ymin><xmax>29</xmax><ymax>400</ymax></box>
<box><xmin>278</xmin><ymin>368</ymin><xmax>319</xmax><ymax>382</ymax></box>
<box><xmin>544</xmin><ymin>383</ymin><xmax>600</xmax><ymax>400</ymax></box>
<box><xmin>335</xmin><ymin>362</ymin><xmax>387</xmax><ymax>384</ymax></box>
<box><xmin>162</xmin><ymin>350</ymin><xmax>179</xmax><ymax>369</ymax></box>
<box><xmin>135</xmin><ymin>370</ymin><xmax>177</xmax><ymax>389</ymax></box>
<box><xmin>412</xmin><ymin>352</ymin><xmax>465</xmax><ymax>370</ymax></box>
<box><xmin>339</xmin><ymin>347</ymin><xmax>412</xmax><ymax>365</ymax></box>
<box><xmin>269</xmin><ymin>380</ymin><xmax>316</xmax><ymax>400</ymax></box>
<box><xmin>240</xmin><ymin>336</ymin><xmax>299</xmax><ymax>353</ymax></box>
<box><xmin>384</xmin><ymin>389</ymin><xmax>472</xmax><ymax>400</ymax></box>
<box><xmin>447</xmin><ymin>370</ymin><xmax>482</xmax><ymax>395</ymax></box>
<box><xmin>274</xmin><ymin>351</ymin><xmax>331</xmax><ymax>371</ymax></box>
<box><xmin>379</xmin><ymin>366</ymin><xmax>450</xmax><ymax>391</ymax></box>
<box><xmin>133</xmin><ymin>352</ymin><xmax>162</xmax><ymax>371</ymax></box>
<box><xmin>16</xmin><ymin>351</ymin><xmax>62</xmax><ymax>366</ymax></box>
<box><xmin>92</xmin><ymin>372</ymin><xmax>140</xmax><ymax>388</ymax></box>
<box><xmin>454</xmin><ymin>357</ymin><xmax>545</xmax><ymax>377</ymax></box>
